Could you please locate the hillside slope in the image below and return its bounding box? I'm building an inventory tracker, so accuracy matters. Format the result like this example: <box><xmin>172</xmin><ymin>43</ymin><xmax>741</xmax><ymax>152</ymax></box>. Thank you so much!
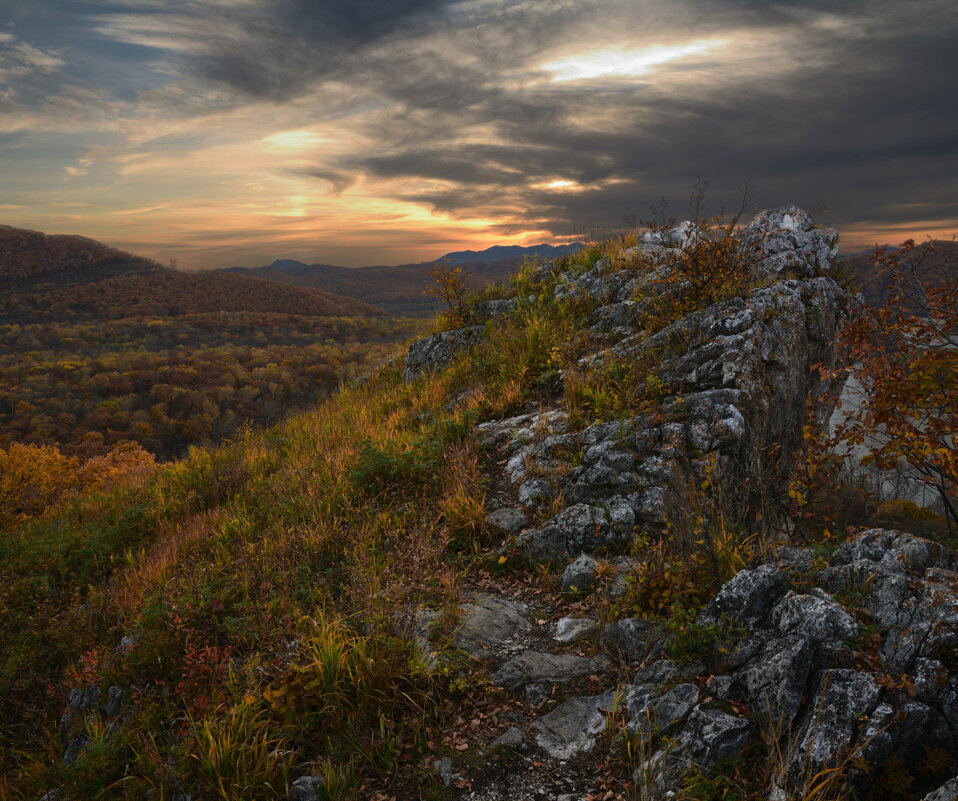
<box><xmin>224</xmin><ymin>243</ymin><xmax>584</xmax><ymax>315</ymax></box>
<box><xmin>0</xmin><ymin>227</ymin><xmax>409</xmax><ymax>462</ymax></box>
<box><xmin>2</xmin><ymin>209</ymin><xmax>956</xmax><ymax>801</ymax></box>
<box><xmin>843</xmin><ymin>238</ymin><xmax>958</xmax><ymax>305</ymax></box>
<box><xmin>1</xmin><ymin>268</ymin><xmax>381</xmax><ymax>323</ymax></box>
<box><xmin>0</xmin><ymin>224</ymin><xmax>161</xmax><ymax>290</ymax></box>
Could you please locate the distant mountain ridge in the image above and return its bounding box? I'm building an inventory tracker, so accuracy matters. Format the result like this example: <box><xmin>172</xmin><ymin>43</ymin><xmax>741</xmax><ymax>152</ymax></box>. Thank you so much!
<box><xmin>434</xmin><ymin>242</ymin><xmax>584</xmax><ymax>265</ymax></box>
<box><xmin>223</xmin><ymin>242</ymin><xmax>586</xmax><ymax>315</ymax></box>
<box><xmin>0</xmin><ymin>225</ymin><xmax>381</xmax><ymax>322</ymax></box>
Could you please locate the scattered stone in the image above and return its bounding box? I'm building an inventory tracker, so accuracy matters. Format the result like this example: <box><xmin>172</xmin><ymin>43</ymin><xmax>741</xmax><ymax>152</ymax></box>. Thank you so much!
<box><xmin>289</xmin><ymin>776</ymin><xmax>326</xmax><ymax>801</ymax></box>
<box><xmin>456</xmin><ymin>595</ymin><xmax>531</xmax><ymax>660</ymax></box>
<box><xmin>490</xmin><ymin>727</ymin><xmax>524</xmax><ymax>748</ymax></box>
<box><xmin>561</xmin><ymin>554</ymin><xmax>598</xmax><ymax>591</ymax></box>
<box><xmin>554</xmin><ymin>617</ymin><xmax>597</xmax><ymax>643</ymax></box>
<box><xmin>533</xmin><ymin>690</ymin><xmax>618</xmax><ymax>759</ymax></box>
<box><xmin>434</xmin><ymin>756</ymin><xmax>459</xmax><ymax>787</ymax></box>
<box><xmin>491</xmin><ymin>651</ymin><xmax>608</xmax><ymax>693</ymax></box>
<box><xmin>485</xmin><ymin>507</ymin><xmax>529</xmax><ymax>534</ymax></box>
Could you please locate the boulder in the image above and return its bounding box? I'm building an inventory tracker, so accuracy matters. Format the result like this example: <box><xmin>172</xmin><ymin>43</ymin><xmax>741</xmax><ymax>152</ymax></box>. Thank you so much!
<box><xmin>455</xmin><ymin>595</ymin><xmax>531</xmax><ymax>660</ymax></box>
<box><xmin>783</xmin><ymin>670</ymin><xmax>881</xmax><ymax>789</ymax></box>
<box><xmin>672</xmin><ymin>705</ymin><xmax>753</xmax><ymax>766</ymax></box>
<box><xmin>554</xmin><ymin>617</ymin><xmax>597</xmax><ymax>643</ymax></box>
<box><xmin>628</xmin><ymin>683</ymin><xmax>700</xmax><ymax>736</ymax></box>
<box><xmin>484</xmin><ymin>507</ymin><xmax>529</xmax><ymax>535</ymax></box>
<box><xmin>533</xmin><ymin>690</ymin><xmax>618</xmax><ymax>759</ymax></box>
<box><xmin>491</xmin><ymin>651</ymin><xmax>608</xmax><ymax>693</ymax></box>
<box><xmin>402</xmin><ymin>326</ymin><xmax>483</xmax><ymax>381</ymax></box>
<box><xmin>490</xmin><ymin>727</ymin><xmax>524</xmax><ymax>748</ymax></box>
<box><xmin>561</xmin><ymin>553</ymin><xmax>598</xmax><ymax>591</ymax></box>
<box><xmin>697</xmin><ymin>564</ymin><xmax>788</xmax><ymax>626</ymax></box>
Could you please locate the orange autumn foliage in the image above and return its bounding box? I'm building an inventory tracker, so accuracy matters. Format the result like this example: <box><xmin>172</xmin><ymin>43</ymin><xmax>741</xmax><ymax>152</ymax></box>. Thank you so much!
<box><xmin>0</xmin><ymin>440</ymin><xmax>157</xmax><ymax>530</ymax></box>
<box><xmin>835</xmin><ymin>239</ymin><xmax>958</xmax><ymax>526</ymax></box>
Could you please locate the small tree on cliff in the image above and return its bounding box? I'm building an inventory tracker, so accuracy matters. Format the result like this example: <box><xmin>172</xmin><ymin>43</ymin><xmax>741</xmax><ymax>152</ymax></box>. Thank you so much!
<box><xmin>834</xmin><ymin>239</ymin><xmax>957</xmax><ymax>529</ymax></box>
<box><xmin>426</xmin><ymin>260</ymin><xmax>469</xmax><ymax>325</ymax></box>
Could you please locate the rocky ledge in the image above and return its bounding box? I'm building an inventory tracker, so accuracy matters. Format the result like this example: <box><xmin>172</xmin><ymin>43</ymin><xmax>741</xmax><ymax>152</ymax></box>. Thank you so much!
<box><xmin>395</xmin><ymin>207</ymin><xmax>957</xmax><ymax>800</ymax></box>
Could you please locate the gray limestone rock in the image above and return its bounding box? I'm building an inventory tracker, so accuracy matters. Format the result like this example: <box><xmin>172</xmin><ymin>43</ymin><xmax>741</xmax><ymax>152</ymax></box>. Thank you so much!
<box><xmin>471</xmin><ymin>297</ymin><xmax>518</xmax><ymax>321</ymax></box>
<box><xmin>68</xmin><ymin>684</ymin><xmax>102</xmax><ymax>713</ymax></box>
<box><xmin>629</xmin><ymin>683</ymin><xmax>700</xmax><ymax>736</ymax></box>
<box><xmin>740</xmin><ymin>205</ymin><xmax>839</xmax><ymax>279</ymax></box>
<box><xmin>697</xmin><ymin>564</ymin><xmax>788</xmax><ymax>626</ymax></box>
<box><xmin>922</xmin><ymin>776</ymin><xmax>958</xmax><ymax>801</ymax></box>
<box><xmin>484</xmin><ymin>507</ymin><xmax>530</xmax><ymax>535</ymax></box>
<box><xmin>289</xmin><ymin>776</ymin><xmax>326</xmax><ymax>801</ymax></box>
<box><xmin>783</xmin><ymin>669</ymin><xmax>881</xmax><ymax>789</ymax></box>
<box><xmin>62</xmin><ymin>734</ymin><xmax>89</xmax><ymax>766</ymax></box>
<box><xmin>603</xmin><ymin>618</ymin><xmax>657</xmax><ymax>662</ymax></box>
<box><xmin>742</xmin><ymin>634</ymin><xmax>813</xmax><ymax>730</ymax></box>
<box><xmin>433</xmin><ymin>756</ymin><xmax>459</xmax><ymax>787</ymax></box>
<box><xmin>554</xmin><ymin>617</ymin><xmax>597</xmax><ymax>643</ymax></box>
<box><xmin>105</xmin><ymin>686</ymin><xmax>126</xmax><ymax>718</ymax></box>
<box><xmin>671</xmin><ymin>705</ymin><xmax>753</xmax><ymax>766</ymax></box>
<box><xmin>771</xmin><ymin>589</ymin><xmax>858</xmax><ymax>665</ymax></box>
<box><xmin>402</xmin><ymin>326</ymin><xmax>483</xmax><ymax>381</ymax></box>
<box><xmin>491</xmin><ymin>651</ymin><xmax>608</xmax><ymax>693</ymax></box>
<box><xmin>455</xmin><ymin>595</ymin><xmax>531</xmax><ymax>660</ymax></box>
<box><xmin>490</xmin><ymin>726</ymin><xmax>524</xmax><ymax>748</ymax></box>
<box><xmin>561</xmin><ymin>553</ymin><xmax>598</xmax><ymax>591</ymax></box>
<box><xmin>634</xmin><ymin>659</ymin><xmax>679</xmax><ymax>686</ymax></box>
<box><xmin>533</xmin><ymin>690</ymin><xmax>618</xmax><ymax>759</ymax></box>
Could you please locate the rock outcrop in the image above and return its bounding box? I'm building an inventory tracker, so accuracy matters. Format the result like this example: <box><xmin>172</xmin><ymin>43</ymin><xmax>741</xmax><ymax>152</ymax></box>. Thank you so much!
<box><xmin>394</xmin><ymin>208</ymin><xmax>956</xmax><ymax>800</ymax></box>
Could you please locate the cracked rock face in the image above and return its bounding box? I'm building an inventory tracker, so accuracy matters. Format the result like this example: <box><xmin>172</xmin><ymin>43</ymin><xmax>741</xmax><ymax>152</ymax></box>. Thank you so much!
<box><xmin>696</xmin><ymin>529</ymin><xmax>958</xmax><ymax>798</ymax></box>
<box><xmin>741</xmin><ymin>205</ymin><xmax>839</xmax><ymax>279</ymax></box>
<box><xmin>402</xmin><ymin>325</ymin><xmax>484</xmax><ymax>381</ymax></box>
<box><xmin>396</xmin><ymin>209</ymin><xmax>954</xmax><ymax>799</ymax></box>
<box><xmin>480</xmin><ymin>275</ymin><xmax>847</xmax><ymax>557</ymax></box>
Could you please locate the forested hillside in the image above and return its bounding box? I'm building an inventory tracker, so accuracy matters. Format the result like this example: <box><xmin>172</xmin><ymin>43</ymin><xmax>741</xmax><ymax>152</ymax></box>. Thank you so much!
<box><xmin>0</xmin><ymin>227</ymin><xmax>419</xmax><ymax>460</ymax></box>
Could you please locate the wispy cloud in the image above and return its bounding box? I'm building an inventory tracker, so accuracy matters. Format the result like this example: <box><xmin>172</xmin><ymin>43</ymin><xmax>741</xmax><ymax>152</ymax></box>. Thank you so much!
<box><xmin>0</xmin><ymin>0</ymin><xmax>955</xmax><ymax>268</ymax></box>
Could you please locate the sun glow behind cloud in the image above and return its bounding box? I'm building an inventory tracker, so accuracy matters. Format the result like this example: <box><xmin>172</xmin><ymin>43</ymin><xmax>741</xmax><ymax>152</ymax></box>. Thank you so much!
<box><xmin>541</xmin><ymin>40</ymin><xmax>728</xmax><ymax>82</ymax></box>
<box><xmin>0</xmin><ymin>1</ymin><xmax>955</xmax><ymax>269</ymax></box>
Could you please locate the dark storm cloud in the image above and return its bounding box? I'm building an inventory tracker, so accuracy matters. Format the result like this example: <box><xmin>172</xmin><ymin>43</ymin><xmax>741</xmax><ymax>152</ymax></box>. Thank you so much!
<box><xmin>6</xmin><ymin>0</ymin><xmax>956</xmax><ymax>260</ymax></box>
<box><xmin>177</xmin><ymin>0</ymin><xmax>460</xmax><ymax>100</ymax></box>
<box><xmin>311</xmin><ymin>0</ymin><xmax>958</xmax><ymax>239</ymax></box>
<box><xmin>86</xmin><ymin>0</ymin><xmax>958</xmax><ymax>238</ymax></box>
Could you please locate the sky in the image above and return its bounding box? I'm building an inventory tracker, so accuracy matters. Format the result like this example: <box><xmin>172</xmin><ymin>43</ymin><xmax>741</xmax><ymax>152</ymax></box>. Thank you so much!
<box><xmin>1</xmin><ymin>0</ymin><xmax>956</xmax><ymax>270</ymax></box>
